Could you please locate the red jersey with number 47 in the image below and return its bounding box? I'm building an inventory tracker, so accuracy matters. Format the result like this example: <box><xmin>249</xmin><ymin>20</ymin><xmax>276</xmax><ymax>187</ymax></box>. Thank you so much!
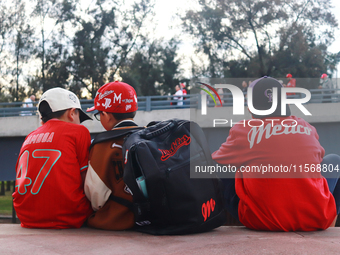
<box><xmin>13</xmin><ymin>119</ymin><xmax>93</xmax><ymax>228</ymax></box>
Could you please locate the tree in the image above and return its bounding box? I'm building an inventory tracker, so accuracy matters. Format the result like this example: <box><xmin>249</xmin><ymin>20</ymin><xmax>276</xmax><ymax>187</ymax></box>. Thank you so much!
<box><xmin>0</xmin><ymin>0</ymin><xmax>12</xmax><ymax>73</ymax></box>
<box><xmin>31</xmin><ymin>0</ymin><xmax>77</xmax><ymax>92</ymax></box>
<box><xmin>1</xmin><ymin>0</ymin><xmax>168</xmax><ymax>101</ymax></box>
<box><xmin>32</xmin><ymin>0</ymin><xmax>53</xmax><ymax>90</ymax></box>
<box><xmin>181</xmin><ymin>0</ymin><xmax>338</xmax><ymax>78</ymax></box>
<box><xmin>223</xmin><ymin>25</ymin><xmax>330</xmax><ymax>87</ymax></box>
<box><xmin>119</xmin><ymin>39</ymin><xmax>180</xmax><ymax>96</ymax></box>
<box><xmin>70</xmin><ymin>0</ymin><xmax>154</xmax><ymax>98</ymax></box>
<box><xmin>11</xmin><ymin>0</ymin><xmax>34</xmax><ymax>101</ymax></box>
<box><xmin>119</xmin><ymin>41</ymin><xmax>163</xmax><ymax>96</ymax></box>
<box><xmin>70</xmin><ymin>10</ymin><xmax>112</xmax><ymax>98</ymax></box>
<box><xmin>0</xmin><ymin>0</ymin><xmax>14</xmax><ymax>102</ymax></box>
<box><xmin>161</xmin><ymin>39</ymin><xmax>181</xmax><ymax>95</ymax></box>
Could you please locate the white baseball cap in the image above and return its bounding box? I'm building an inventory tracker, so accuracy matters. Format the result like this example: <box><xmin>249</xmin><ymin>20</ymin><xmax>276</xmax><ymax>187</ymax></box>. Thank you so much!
<box><xmin>38</xmin><ymin>87</ymin><xmax>92</xmax><ymax>123</ymax></box>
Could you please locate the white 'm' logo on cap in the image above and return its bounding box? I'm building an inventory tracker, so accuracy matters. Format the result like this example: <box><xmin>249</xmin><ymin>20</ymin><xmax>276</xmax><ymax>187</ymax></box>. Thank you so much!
<box><xmin>113</xmin><ymin>93</ymin><xmax>122</xmax><ymax>103</ymax></box>
<box><xmin>102</xmin><ymin>98</ymin><xmax>112</xmax><ymax>109</ymax></box>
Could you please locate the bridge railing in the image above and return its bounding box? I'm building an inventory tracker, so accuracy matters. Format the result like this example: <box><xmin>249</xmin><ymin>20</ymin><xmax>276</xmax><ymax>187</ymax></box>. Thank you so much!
<box><xmin>0</xmin><ymin>89</ymin><xmax>339</xmax><ymax>117</ymax></box>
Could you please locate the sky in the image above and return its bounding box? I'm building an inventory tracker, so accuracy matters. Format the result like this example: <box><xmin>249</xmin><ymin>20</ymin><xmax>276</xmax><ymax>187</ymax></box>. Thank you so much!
<box><xmin>152</xmin><ymin>0</ymin><xmax>340</xmax><ymax>78</ymax></box>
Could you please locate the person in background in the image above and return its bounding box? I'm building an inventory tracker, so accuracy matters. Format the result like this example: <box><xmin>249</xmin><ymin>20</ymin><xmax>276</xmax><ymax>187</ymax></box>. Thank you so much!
<box><xmin>241</xmin><ymin>81</ymin><xmax>248</xmax><ymax>105</ymax></box>
<box><xmin>173</xmin><ymin>85</ymin><xmax>183</xmax><ymax>107</ymax></box>
<box><xmin>180</xmin><ymin>83</ymin><xmax>188</xmax><ymax>105</ymax></box>
<box><xmin>21</xmin><ymin>95</ymin><xmax>36</xmax><ymax>116</ymax></box>
<box><xmin>241</xmin><ymin>81</ymin><xmax>248</xmax><ymax>93</ymax></box>
<box><xmin>319</xmin><ymin>73</ymin><xmax>334</xmax><ymax>103</ymax></box>
<box><xmin>283</xmin><ymin>74</ymin><xmax>296</xmax><ymax>96</ymax></box>
<box><xmin>180</xmin><ymin>83</ymin><xmax>187</xmax><ymax>98</ymax></box>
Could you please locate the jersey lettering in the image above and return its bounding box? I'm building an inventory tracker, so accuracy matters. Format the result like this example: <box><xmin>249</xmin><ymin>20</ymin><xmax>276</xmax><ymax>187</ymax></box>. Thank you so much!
<box><xmin>247</xmin><ymin>123</ymin><xmax>312</xmax><ymax>149</ymax></box>
<box><xmin>31</xmin><ymin>150</ymin><xmax>61</xmax><ymax>194</ymax></box>
<box><xmin>23</xmin><ymin>132</ymin><xmax>55</xmax><ymax>146</ymax></box>
<box><xmin>16</xmin><ymin>151</ymin><xmax>32</xmax><ymax>195</ymax></box>
<box><xmin>15</xmin><ymin>149</ymin><xmax>61</xmax><ymax>195</ymax></box>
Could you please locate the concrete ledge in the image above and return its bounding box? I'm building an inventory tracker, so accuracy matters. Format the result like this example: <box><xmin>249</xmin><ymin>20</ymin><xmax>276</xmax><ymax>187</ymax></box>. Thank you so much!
<box><xmin>1</xmin><ymin>225</ymin><xmax>340</xmax><ymax>254</ymax></box>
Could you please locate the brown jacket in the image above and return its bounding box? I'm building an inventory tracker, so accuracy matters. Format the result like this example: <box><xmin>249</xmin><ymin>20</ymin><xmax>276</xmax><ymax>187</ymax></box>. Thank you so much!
<box><xmin>84</xmin><ymin>121</ymin><xmax>138</xmax><ymax>230</ymax></box>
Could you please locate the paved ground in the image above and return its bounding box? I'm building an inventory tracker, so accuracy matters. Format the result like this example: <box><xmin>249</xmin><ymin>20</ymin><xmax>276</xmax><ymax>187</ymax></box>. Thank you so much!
<box><xmin>1</xmin><ymin>224</ymin><xmax>340</xmax><ymax>255</ymax></box>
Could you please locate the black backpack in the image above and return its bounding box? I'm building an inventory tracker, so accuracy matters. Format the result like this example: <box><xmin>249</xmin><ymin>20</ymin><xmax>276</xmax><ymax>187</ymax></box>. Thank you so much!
<box><xmin>118</xmin><ymin>119</ymin><xmax>226</xmax><ymax>235</ymax></box>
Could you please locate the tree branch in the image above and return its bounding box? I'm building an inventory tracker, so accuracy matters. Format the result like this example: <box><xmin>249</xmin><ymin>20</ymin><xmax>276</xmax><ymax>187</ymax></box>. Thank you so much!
<box><xmin>247</xmin><ymin>11</ymin><xmax>265</xmax><ymax>75</ymax></box>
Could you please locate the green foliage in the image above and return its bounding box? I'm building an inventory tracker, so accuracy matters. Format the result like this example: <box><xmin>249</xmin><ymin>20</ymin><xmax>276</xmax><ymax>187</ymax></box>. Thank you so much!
<box><xmin>43</xmin><ymin>42</ymin><xmax>71</xmax><ymax>91</ymax></box>
<box><xmin>0</xmin><ymin>189</ymin><xmax>13</xmax><ymax>216</ymax></box>
<box><xmin>70</xmin><ymin>0</ymin><xmax>154</xmax><ymax>98</ymax></box>
<box><xmin>182</xmin><ymin>0</ymin><xmax>339</xmax><ymax>78</ymax></box>
<box><xmin>71</xmin><ymin>18</ymin><xmax>110</xmax><ymax>98</ymax></box>
<box><xmin>11</xmin><ymin>0</ymin><xmax>35</xmax><ymax>101</ymax></box>
<box><xmin>120</xmin><ymin>39</ymin><xmax>180</xmax><ymax>96</ymax></box>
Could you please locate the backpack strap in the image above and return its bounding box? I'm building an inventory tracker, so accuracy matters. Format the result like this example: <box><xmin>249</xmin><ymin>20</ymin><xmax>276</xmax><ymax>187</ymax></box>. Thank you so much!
<box><xmin>109</xmin><ymin>194</ymin><xmax>150</xmax><ymax>219</ymax></box>
<box><xmin>109</xmin><ymin>194</ymin><xmax>134</xmax><ymax>211</ymax></box>
<box><xmin>91</xmin><ymin>127</ymin><xmax>144</xmax><ymax>149</ymax></box>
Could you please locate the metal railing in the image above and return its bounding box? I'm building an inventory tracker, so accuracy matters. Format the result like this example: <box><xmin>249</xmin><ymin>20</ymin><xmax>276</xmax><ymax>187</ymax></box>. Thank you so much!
<box><xmin>0</xmin><ymin>89</ymin><xmax>339</xmax><ymax>117</ymax></box>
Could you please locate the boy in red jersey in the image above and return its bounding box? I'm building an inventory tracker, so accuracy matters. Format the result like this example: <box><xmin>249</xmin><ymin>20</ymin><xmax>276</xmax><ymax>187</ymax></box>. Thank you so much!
<box><xmin>84</xmin><ymin>81</ymin><xmax>139</xmax><ymax>230</ymax></box>
<box><xmin>13</xmin><ymin>88</ymin><xmax>93</xmax><ymax>228</ymax></box>
<box><xmin>212</xmin><ymin>76</ymin><xmax>340</xmax><ymax>231</ymax></box>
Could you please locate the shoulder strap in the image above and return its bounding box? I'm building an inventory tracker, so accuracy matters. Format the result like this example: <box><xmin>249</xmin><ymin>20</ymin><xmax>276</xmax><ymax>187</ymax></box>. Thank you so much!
<box><xmin>109</xmin><ymin>194</ymin><xmax>134</xmax><ymax>211</ymax></box>
<box><xmin>91</xmin><ymin>127</ymin><xmax>144</xmax><ymax>148</ymax></box>
<box><xmin>109</xmin><ymin>194</ymin><xmax>150</xmax><ymax>219</ymax></box>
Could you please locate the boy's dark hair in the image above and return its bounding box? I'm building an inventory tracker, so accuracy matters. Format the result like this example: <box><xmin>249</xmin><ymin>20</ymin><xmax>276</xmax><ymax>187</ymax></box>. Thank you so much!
<box><xmin>111</xmin><ymin>111</ymin><xmax>136</xmax><ymax>121</ymax></box>
<box><xmin>39</xmin><ymin>101</ymin><xmax>67</xmax><ymax>123</ymax></box>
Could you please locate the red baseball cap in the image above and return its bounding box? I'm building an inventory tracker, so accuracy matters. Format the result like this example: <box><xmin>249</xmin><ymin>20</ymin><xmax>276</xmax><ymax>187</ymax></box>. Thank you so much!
<box><xmin>321</xmin><ymin>73</ymin><xmax>328</xmax><ymax>79</ymax></box>
<box><xmin>286</xmin><ymin>73</ymin><xmax>292</xmax><ymax>78</ymax></box>
<box><xmin>87</xmin><ymin>81</ymin><xmax>138</xmax><ymax>113</ymax></box>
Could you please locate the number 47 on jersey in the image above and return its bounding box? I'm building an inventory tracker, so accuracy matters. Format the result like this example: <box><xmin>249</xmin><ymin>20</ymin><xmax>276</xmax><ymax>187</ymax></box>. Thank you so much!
<box><xmin>16</xmin><ymin>149</ymin><xmax>61</xmax><ymax>195</ymax></box>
